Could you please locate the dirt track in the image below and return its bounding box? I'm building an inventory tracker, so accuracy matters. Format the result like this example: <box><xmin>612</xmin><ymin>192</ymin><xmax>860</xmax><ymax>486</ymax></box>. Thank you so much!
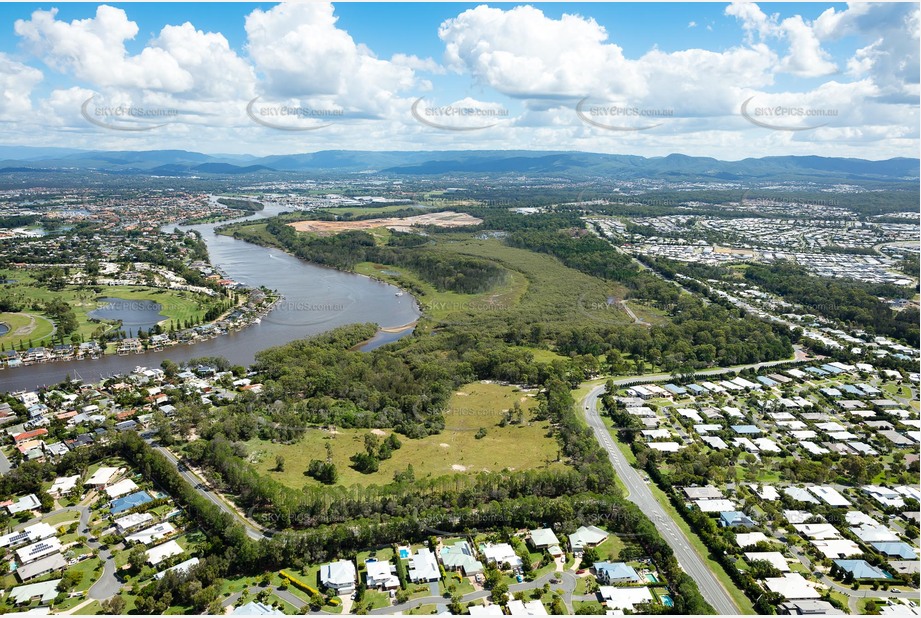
<box><xmin>288</xmin><ymin>211</ymin><xmax>482</xmax><ymax>234</ymax></box>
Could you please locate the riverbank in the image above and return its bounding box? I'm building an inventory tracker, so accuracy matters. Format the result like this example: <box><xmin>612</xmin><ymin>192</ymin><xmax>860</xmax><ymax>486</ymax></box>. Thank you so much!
<box><xmin>1</xmin><ymin>201</ymin><xmax>419</xmax><ymax>393</ymax></box>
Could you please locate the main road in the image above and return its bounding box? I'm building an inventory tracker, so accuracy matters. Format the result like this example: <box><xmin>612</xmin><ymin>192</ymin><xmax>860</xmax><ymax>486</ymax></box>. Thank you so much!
<box><xmin>150</xmin><ymin>442</ymin><xmax>266</xmax><ymax>540</ymax></box>
<box><xmin>579</xmin><ymin>348</ymin><xmax>811</xmax><ymax>615</ymax></box>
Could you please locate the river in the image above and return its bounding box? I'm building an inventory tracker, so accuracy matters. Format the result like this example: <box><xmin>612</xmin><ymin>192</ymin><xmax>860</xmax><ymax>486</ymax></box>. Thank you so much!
<box><xmin>0</xmin><ymin>202</ymin><xmax>420</xmax><ymax>392</ymax></box>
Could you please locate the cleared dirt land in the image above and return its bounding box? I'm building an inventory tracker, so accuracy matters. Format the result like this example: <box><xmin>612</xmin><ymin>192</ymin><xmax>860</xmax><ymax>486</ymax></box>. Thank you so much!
<box><xmin>288</xmin><ymin>211</ymin><xmax>482</xmax><ymax>234</ymax></box>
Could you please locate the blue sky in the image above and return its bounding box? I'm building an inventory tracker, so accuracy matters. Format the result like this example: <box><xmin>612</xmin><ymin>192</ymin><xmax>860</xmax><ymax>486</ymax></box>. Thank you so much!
<box><xmin>0</xmin><ymin>2</ymin><xmax>917</xmax><ymax>158</ymax></box>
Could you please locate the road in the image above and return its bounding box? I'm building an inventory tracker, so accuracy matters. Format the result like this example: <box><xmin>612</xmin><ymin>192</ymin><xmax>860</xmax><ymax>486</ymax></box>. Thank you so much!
<box><xmin>620</xmin><ymin>300</ymin><xmax>649</xmax><ymax>326</ymax></box>
<box><xmin>151</xmin><ymin>444</ymin><xmax>266</xmax><ymax>540</ymax></box>
<box><xmin>577</xmin><ymin>350</ymin><xmax>812</xmax><ymax>615</ymax></box>
<box><xmin>582</xmin><ymin>384</ymin><xmax>741</xmax><ymax>615</ymax></box>
<box><xmin>0</xmin><ymin>449</ymin><xmax>11</xmax><ymax>475</ymax></box>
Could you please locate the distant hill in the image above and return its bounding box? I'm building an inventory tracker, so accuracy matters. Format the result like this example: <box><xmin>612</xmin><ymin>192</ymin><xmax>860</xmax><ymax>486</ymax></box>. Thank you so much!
<box><xmin>0</xmin><ymin>147</ymin><xmax>915</xmax><ymax>182</ymax></box>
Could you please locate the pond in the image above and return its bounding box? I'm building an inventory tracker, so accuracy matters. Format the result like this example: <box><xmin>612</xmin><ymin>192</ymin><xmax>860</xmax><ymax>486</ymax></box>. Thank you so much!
<box><xmin>87</xmin><ymin>297</ymin><xmax>168</xmax><ymax>334</ymax></box>
<box><xmin>0</xmin><ymin>322</ymin><xmax>9</xmax><ymax>337</ymax></box>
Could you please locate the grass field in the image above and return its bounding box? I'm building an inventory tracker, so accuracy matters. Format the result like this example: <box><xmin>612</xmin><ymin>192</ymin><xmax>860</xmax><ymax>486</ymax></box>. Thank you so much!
<box><xmin>247</xmin><ymin>381</ymin><xmax>566</xmax><ymax>488</ymax></box>
<box><xmin>322</xmin><ymin>205</ymin><xmax>423</xmax><ymax>217</ymax></box>
<box><xmin>0</xmin><ymin>311</ymin><xmax>55</xmax><ymax>347</ymax></box>
<box><xmin>0</xmin><ymin>268</ymin><xmax>211</xmax><ymax>347</ymax></box>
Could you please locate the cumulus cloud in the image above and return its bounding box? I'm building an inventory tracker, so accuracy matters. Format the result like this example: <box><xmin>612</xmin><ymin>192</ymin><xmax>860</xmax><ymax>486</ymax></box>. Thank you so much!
<box><xmin>725</xmin><ymin>1</ymin><xmax>837</xmax><ymax>77</ymax></box>
<box><xmin>244</xmin><ymin>2</ymin><xmax>417</xmax><ymax>115</ymax></box>
<box><xmin>0</xmin><ymin>53</ymin><xmax>42</xmax><ymax>119</ymax></box>
<box><xmin>439</xmin><ymin>5</ymin><xmax>640</xmax><ymax>101</ymax></box>
<box><xmin>437</xmin><ymin>4</ymin><xmax>777</xmax><ymax>116</ymax></box>
<box><xmin>815</xmin><ymin>3</ymin><xmax>920</xmax><ymax>101</ymax></box>
<box><xmin>14</xmin><ymin>6</ymin><xmax>254</xmax><ymax>98</ymax></box>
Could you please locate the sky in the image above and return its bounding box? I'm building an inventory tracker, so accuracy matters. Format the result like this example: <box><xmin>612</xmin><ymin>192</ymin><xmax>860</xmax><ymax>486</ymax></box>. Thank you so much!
<box><xmin>0</xmin><ymin>2</ymin><xmax>917</xmax><ymax>159</ymax></box>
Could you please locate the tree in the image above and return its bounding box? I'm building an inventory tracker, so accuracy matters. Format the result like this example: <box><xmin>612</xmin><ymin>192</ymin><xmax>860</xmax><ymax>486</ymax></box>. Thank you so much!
<box><xmin>58</xmin><ymin>569</ymin><xmax>83</xmax><ymax>591</ymax></box>
<box><xmin>275</xmin><ymin>455</ymin><xmax>285</xmax><ymax>472</ymax></box>
<box><xmin>579</xmin><ymin>547</ymin><xmax>599</xmax><ymax>569</ymax></box>
<box><xmin>101</xmin><ymin>596</ymin><xmax>126</xmax><ymax>615</ymax></box>
<box><xmin>127</xmin><ymin>544</ymin><xmax>148</xmax><ymax>570</ymax></box>
<box><xmin>491</xmin><ymin>582</ymin><xmax>509</xmax><ymax>606</ymax></box>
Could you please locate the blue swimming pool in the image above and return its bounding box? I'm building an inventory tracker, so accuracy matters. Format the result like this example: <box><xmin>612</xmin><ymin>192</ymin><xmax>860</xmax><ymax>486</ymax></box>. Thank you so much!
<box><xmin>661</xmin><ymin>594</ymin><xmax>674</xmax><ymax>607</ymax></box>
<box><xmin>646</xmin><ymin>573</ymin><xmax>659</xmax><ymax>583</ymax></box>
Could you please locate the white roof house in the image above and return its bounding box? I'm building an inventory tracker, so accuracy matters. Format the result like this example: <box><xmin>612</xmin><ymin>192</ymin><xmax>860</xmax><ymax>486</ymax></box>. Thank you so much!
<box><xmin>407</xmin><ymin>548</ymin><xmax>440</xmax><ymax>583</ymax></box>
<box><xmin>155</xmin><ymin>557</ymin><xmax>200</xmax><ymax>580</ymax></box>
<box><xmin>735</xmin><ymin>532</ymin><xmax>770</xmax><ymax>548</ymax></box>
<box><xmin>745</xmin><ymin>552</ymin><xmax>790</xmax><ymax>572</ymax></box>
<box><xmin>807</xmin><ymin>486</ymin><xmax>851</xmax><ymax>507</ymax></box>
<box><xmin>8</xmin><ymin>579</ymin><xmax>62</xmax><ymax>605</ymax></box>
<box><xmin>529</xmin><ymin>528</ymin><xmax>561</xmax><ymax>551</ymax></box>
<box><xmin>569</xmin><ymin>525</ymin><xmax>608</xmax><ymax>554</ymax></box>
<box><xmin>7</xmin><ymin>494</ymin><xmax>41</xmax><ymax>515</ymax></box>
<box><xmin>599</xmin><ymin>586</ymin><xmax>654</xmax><ymax>610</ymax></box>
<box><xmin>85</xmin><ymin>466</ymin><xmax>120</xmax><ymax>486</ymax></box>
<box><xmin>507</xmin><ymin>600</ymin><xmax>549</xmax><ymax>615</ymax></box>
<box><xmin>126</xmin><ymin>523</ymin><xmax>175</xmax><ymax>545</ymax></box>
<box><xmin>48</xmin><ymin>476</ymin><xmax>80</xmax><ymax>497</ymax></box>
<box><xmin>695</xmin><ymin>499</ymin><xmax>737</xmax><ymax>513</ymax></box>
<box><xmin>764</xmin><ymin>574</ymin><xmax>821</xmax><ymax>600</ymax></box>
<box><xmin>105</xmin><ymin>478</ymin><xmax>139</xmax><ymax>499</ymax></box>
<box><xmin>16</xmin><ymin>538</ymin><xmax>62</xmax><ymax>564</ymax></box>
<box><xmin>146</xmin><ymin>540</ymin><xmax>184</xmax><ymax>565</ymax></box>
<box><xmin>114</xmin><ymin>512</ymin><xmax>154</xmax><ymax>533</ymax></box>
<box><xmin>321</xmin><ymin>559</ymin><xmax>357</xmax><ymax>593</ymax></box>
<box><xmin>794</xmin><ymin>524</ymin><xmax>841</xmax><ymax>540</ymax></box>
<box><xmin>0</xmin><ymin>523</ymin><xmax>55</xmax><ymax>549</ymax></box>
<box><xmin>811</xmin><ymin>540</ymin><xmax>861</xmax><ymax>559</ymax></box>
<box><xmin>365</xmin><ymin>560</ymin><xmax>400</xmax><ymax>589</ymax></box>
<box><xmin>481</xmin><ymin>543</ymin><xmax>522</xmax><ymax>570</ymax></box>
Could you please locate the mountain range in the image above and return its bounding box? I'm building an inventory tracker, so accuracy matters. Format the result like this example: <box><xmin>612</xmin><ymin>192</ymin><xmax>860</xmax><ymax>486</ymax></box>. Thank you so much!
<box><xmin>0</xmin><ymin>148</ymin><xmax>917</xmax><ymax>182</ymax></box>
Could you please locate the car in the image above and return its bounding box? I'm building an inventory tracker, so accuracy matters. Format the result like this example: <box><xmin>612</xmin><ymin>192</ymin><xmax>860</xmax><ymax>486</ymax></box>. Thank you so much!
<box><xmin>892</xmin><ymin>589</ymin><xmax>901</xmax><ymax>593</ymax></box>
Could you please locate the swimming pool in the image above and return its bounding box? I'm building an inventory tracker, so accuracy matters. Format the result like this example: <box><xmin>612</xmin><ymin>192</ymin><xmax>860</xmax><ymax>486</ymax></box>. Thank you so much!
<box><xmin>398</xmin><ymin>547</ymin><xmax>411</xmax><ymax>559</ymax></box>
<box><xmin>660</xmin><ymin>594</ymin><xmax>674</xmax><ymax>607</ymax></box>
<box><xmin>646</xmin><ymin>573</ymin><xmax>659</xmax><ymax>583</ymax></box>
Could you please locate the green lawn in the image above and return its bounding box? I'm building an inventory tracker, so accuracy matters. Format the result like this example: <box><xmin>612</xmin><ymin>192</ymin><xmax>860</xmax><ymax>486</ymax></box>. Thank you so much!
<box><xmin>591</xmin><ymin>534</ymin><xmax>626</xmax><ymax>563</ymax></box>
<box><xmin>0</xmin><ymin>267</ymin><xmax>212</xmax><ymax>348</ymax></box>
<box><xmin>44</xmin><ymin>510</ymin><xmax>82</xmax><ymax>526</ymax></box>
<box><xmin>0</xmin><ymin>311</ymin><xmax>54</xmax><ymax>347</ymax></box>
<box><xmin>249</xmin><ymin>381</ymin><xmax>566</xmax><ymax>488</ymax></box>
<box><xmin>73</xmin><ymin>600</ymin><xmax>102</xmax><ymax>615</ymax></box>
<box><xmin>362</xmin><ymin>589</ymin><xmax>393</xmax><ymax>610</ymax></box>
